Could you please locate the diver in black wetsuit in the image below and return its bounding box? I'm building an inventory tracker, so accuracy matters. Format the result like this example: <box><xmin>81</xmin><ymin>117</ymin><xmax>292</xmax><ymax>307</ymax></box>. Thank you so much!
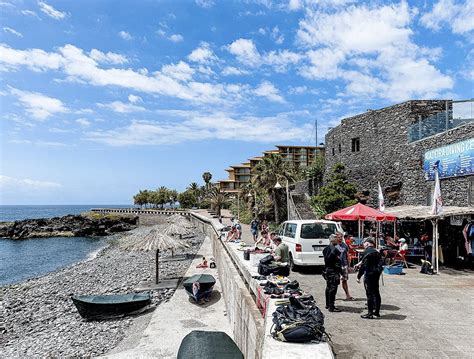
<box><xmin>323</xmin><ymin>236</ymin><xmax>342</xmax><ymax>312</ymax></box>
<box><xmin>356</xmin><ymin>238</ymin><xmax>383</xmax><ymax>319</ymax></box>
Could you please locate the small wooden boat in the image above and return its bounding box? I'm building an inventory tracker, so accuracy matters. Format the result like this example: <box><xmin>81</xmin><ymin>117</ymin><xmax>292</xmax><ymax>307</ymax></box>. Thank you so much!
<box><xmin>178</xmin><ymin>331</ymin><xmax>243</xmax><ymax>359</ymax></box>
<box><xmin>71</xmin><ymin>292</ymin><xmax>151</xmax><ymax>320</ymax></box>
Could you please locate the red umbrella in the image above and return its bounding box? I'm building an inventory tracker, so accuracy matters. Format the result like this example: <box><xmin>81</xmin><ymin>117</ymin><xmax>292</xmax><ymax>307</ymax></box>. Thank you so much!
<box><xmin>325</xmin><ymin>203</ymin><xmax>397</xmax><ymax>222</ymax></box>
<box><xmin>325</xmin><ymin>203</ymin><xmax>397</xmax><ymax>245</ymax></box>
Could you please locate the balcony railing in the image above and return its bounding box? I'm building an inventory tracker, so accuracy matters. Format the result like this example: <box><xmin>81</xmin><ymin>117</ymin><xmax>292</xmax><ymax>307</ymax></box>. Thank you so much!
<box><xmin>408</xmin><ymin>99</ymin><xmax>473</xmax><ymax>143</ymax></box>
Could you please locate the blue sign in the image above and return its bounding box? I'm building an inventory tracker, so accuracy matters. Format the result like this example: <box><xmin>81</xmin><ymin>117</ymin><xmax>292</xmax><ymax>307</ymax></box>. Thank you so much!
<box><xmin>423</xmin><ymin>138</ymin><xmax>474</xmax><ymax>180</ymax></box>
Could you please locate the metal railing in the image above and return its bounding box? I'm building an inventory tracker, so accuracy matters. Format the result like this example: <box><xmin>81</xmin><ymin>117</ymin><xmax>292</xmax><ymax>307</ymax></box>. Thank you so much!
<box><xmin>408</xmin><ymin>99</ymin><xmax>473</xmax><ymax>143</ymax></box>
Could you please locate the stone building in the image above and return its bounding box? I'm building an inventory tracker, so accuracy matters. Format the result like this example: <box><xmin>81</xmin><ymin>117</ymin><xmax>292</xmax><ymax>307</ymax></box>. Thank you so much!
<box><xmin>325</xmin><ymin>100</ymin><xmax>473</xmax><ymax>208</ymax></box>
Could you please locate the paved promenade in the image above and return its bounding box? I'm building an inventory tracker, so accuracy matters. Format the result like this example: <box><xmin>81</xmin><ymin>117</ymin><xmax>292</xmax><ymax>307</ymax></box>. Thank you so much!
<box><xmin>232</xmin><ymin>217</ymin><xmax>474</xmax><ymax>359</ymax></box>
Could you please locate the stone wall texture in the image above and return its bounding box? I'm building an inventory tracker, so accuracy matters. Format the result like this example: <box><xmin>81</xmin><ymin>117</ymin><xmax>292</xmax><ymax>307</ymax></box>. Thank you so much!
<box><xmin>325</xmin><ymin>100</ymin><xmax>473</xmax><ymax>207</ymax></box>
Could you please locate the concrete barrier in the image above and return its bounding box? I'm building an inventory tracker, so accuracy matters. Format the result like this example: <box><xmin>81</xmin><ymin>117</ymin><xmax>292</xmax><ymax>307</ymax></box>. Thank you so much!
<box><xmin>90</xmin><ymin>208</ymin><xmax>191</xmax><ymax>216</ymax></box>
<box><xmin>190</xmin><ymin>213</ymin><xmax>265</xmax><ymax>359</ymax></box>
<box><xmin>190</xmin><ymin>212</ymin><xmax>333</xmax><ymax>359</ymax></box>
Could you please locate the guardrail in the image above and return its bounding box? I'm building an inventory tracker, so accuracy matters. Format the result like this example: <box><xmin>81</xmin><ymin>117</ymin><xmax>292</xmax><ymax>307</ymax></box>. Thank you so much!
<box><xmin>90</xmin><ymin>208</ymin><xmax>190</xmax><ymax>216</ymax></box>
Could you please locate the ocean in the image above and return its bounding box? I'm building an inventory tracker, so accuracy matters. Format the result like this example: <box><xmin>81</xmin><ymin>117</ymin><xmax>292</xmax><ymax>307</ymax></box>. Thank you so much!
<box><xmin>0</xmin><ymin>205</ymin><xmax>132</xmax><ymax>286</ymax></box>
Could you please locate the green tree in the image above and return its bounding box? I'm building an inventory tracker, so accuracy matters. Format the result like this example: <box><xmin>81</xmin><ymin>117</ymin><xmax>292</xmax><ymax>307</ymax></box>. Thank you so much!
<box><xmin>202</xmin><ymin>172</ymin><xmax>212</xmax><ymax>190</ymax></box>
<box><xmin>207</xmin><ymin>187</ymin><xmax>229</xmax><ymax>217</ymax></box>
<box><xmin>133</xmin><ymin>189</ymin><xmax>151</xmax><ymax>208</ymax></box>
<box><xmin>178</xmin><ymin>190</ymin><xmax>198</xmax><ymax>209</ymax></box>
<box><xmin>310</xmin><ymin>163</ymin><xmax>357</xmax><ymax>215</ymax></box>
<box><xmin>168</xmin><ymin>189</ymin><xmax>178</xmax><ymax>208</ymax></box>
<box><xmin>154</xmin><ymin>186</ymin><xmax>170</xmax><ymax>209</ymax></box>
<box><xmin>251</xmin><ymin>153</ymin><xmax>295</xmax><ymax>223</ymax></box>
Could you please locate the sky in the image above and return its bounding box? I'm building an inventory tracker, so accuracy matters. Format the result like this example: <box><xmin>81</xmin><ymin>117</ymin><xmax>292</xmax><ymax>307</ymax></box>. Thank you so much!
<box><xmin>0</xmin><ymin>0</ymin><xmax>472</xmax><ymax>205</ymax></box>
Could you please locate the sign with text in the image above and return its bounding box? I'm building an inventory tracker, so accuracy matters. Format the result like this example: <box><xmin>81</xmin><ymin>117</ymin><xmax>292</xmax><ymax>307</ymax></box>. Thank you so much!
<box><xmin>423</xmin><ymin>138</ymin><xmax>474</xmax><ymax>180</ymax></box>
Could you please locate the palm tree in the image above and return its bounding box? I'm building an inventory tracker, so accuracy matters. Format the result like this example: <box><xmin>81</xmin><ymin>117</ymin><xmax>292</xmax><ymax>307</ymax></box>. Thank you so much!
<box><xmin>207</xmin><ymin>186</ymin><xmax>228</xmax><ymax>217</ymax></box>
<box><xmin>202</xmin><ymin>172</ymin><xmax>212</xmax><ymax>190</ymax></box>
<box><xmin>251</xmin><ymin>153</ymin><xmax>294</xmax><ymax>223</ymax></box>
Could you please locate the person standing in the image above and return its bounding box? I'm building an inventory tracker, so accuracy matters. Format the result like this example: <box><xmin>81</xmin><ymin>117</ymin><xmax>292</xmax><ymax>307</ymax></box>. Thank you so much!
<box><xmin>323</xmin><ymin>236</ymin><xmax>342</xmax><ymax>312</ymax></box>
<box><xmin>250</xmin><ymin>218</ymin><xmax>260</xmax><ymax>242</ymax></box>
<box><xmin>335</xmin><ymin>232</ymin><xmax>353</xmax><ymax>300</ymax></box>
<box><xmin>356</xmin><ymin>238</ymin><xmax>383</xmax><ymax>319</ymax></box>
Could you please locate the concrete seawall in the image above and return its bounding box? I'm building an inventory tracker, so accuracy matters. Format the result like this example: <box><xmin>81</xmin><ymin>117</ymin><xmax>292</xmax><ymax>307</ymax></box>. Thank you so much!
<box><xmin>190</xmin><ymin>213</ymin><xmax>265</xmax><ymax>358</ymax></box>
<box><xmin>189</xmin><ymin>212</ymin><xmax>333</xmax><ymax>359</ymax></box>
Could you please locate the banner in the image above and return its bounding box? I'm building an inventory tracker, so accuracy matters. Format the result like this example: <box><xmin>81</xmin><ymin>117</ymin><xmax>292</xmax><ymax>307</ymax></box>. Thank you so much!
<box><xmin>423</xmin><ymin>138</ymin><xmax>474</xmax><ymax>180</ymax></box>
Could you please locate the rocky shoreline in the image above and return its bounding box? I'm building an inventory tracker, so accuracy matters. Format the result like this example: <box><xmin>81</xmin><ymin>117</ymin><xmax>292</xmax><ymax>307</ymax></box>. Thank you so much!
<box><xmin>0</xmin><ymin>222</ymin><xmax>204</xmax><ymax>358</ymax></box>
<box><xmin>0</xmin><ymin>214</ymin><xmax>139</xmax><ymax>240</ymax></box>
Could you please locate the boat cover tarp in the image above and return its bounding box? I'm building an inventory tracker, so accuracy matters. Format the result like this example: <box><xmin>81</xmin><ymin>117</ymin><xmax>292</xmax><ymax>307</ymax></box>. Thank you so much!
<box><xmin>183</xmin><ymin>274</ymin><xmax>216</xmax><ymax>295</ymax></box>
<box><xmin>177</xmin><ymin>330</ymin><xmax>243</xmax><ymax>359</ymax></box>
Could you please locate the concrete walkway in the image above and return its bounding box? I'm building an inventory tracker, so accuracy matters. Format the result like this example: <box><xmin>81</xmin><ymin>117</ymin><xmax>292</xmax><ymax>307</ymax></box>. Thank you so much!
<box><xmin>103</xmin><ymin>236</ymin><xmax>231</xmax><ymax>359</ymax></box>
<box><xmin>235</xmin><ymin>219</ymin><xmax>474</xmax><ymax>359</ymax></box>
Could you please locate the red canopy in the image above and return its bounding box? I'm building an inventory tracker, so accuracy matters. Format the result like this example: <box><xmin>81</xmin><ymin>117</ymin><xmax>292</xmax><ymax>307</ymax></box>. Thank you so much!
<box><xmin>325</xmin><ymin>203</ymin><xmax>397</xmax><ymax>222</ymax></box>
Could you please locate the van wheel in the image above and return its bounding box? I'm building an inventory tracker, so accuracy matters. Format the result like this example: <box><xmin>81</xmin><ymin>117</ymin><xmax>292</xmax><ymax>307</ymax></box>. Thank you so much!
<box><xmin>289</xmin><ymin>253</ymin><xmax>299</xmax><ymax>272</ymax></box>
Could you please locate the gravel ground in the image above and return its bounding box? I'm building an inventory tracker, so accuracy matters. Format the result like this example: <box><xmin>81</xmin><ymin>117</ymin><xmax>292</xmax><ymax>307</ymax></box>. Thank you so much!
<box><xmin>0</xmin><ymin>221</ymin><xmax>204</xmax><ymax>358</ymax></box>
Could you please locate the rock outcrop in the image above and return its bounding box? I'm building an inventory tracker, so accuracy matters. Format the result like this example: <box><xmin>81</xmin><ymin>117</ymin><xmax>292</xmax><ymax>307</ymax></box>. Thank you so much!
<box><xmin>0</xmin><ymin>214</ymin><xmax>139</xmax><ymax>239</ymax></box>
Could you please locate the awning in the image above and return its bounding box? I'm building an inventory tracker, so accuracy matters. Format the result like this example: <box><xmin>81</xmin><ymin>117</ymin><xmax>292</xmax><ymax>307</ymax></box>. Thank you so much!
<box><xmin>384</xmin><ymin>205</ymin><xmax>474</xmax><ymax>220</ymax></box>
<box><xmin>325</xmin><ymin>203</ymin><xmax>397</xmax><ymax>222</ymax></box>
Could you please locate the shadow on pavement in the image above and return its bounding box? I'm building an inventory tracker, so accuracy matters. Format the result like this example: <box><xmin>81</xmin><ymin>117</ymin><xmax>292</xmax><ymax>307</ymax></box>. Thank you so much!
<box><xmin>380</xmin><ymin>304</ymin><xmax>400</xmax><ymax>311</ymax></box>
<box><xmin>379</xmin><ymin>313</ymin><xmax>407</xmax><ymax>320</ymax></box>
<box><xmin>292</xmin><ymin>266</ymin><xmax>324</xmax><ymax>275</ymax></box>
<box><xmin>187</xmin><ymin>290</ymin><xmax>222</xmax><ymax>308</ymax></box>
<box><xmin>334</xmin><ymin>305</ymin><xmax>363</xmax><ymax>313</ymax></box>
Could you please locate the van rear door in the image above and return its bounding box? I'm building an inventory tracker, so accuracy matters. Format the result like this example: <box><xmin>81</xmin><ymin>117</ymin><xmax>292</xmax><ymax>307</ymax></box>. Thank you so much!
<box><xmin>299</xmin><ymin>222</ymin><xmax>338</xmax><ymax>252</ymax></box>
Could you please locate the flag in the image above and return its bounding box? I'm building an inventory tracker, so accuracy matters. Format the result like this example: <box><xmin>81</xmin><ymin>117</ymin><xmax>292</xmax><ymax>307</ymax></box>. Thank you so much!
<box><xmin>378</xmin><ymin>181</ymin><xmax>385</xmax><ymax>212</ymax></box>
<box><xmin>431</xmin><ymin>161</ymin><xmax>443</xmax><ymax>216</ymax></box>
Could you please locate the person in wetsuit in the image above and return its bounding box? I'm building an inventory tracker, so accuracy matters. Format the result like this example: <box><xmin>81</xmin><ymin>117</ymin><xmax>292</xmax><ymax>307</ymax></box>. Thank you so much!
<box><xmin>323</xmin><ymin>235</ymin><xmax>342</xmax><ymax>312</ymax></box>
<box><xmin>356</xmin><ymin>238</ymin><xmax>383</xmax><ymax>319</ymax></box>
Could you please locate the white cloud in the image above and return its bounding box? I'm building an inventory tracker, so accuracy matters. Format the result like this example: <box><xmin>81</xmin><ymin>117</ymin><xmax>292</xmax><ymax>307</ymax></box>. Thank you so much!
<box><xmin>161</xmin><ymin>61</ymin><xmax>195</xmax><ymax>81</ymax></box>
<box><xmin>0</xmin><ymin>44</ymin><xmax>231</xmax><ymax>104</ymax></box>
<box><xmin>296</xmin><ymin>2</ymin><xmax>453</xmax><ymax>101</ymax></box>
<box><xmin>128</xmin><ymin>94</ymin><xmax>142</xmax><ymax>103</ymax></box>
<box><xmin>38</xmin><ymin>1</ymin><xmax>67</xmax><ymax>20</ymax></box>
<box><xmin>288</xmin><ymin>86</ymin><xmax>320</xmax><ymax>95</ymax></box>
<box><xmin>169</xmin><ymin>34</ymin><xmax>184</xmax><ymax>43</ymax></box>
<box><xmin>195</xmin><ymin>0</ymin><xmax>214</xmax><ymax>8</ymax></box>
<box><xmin>76</xmin><ymin>118</ymin><xmax>91</xmax><ymax>126</ymax></box>
<box><xmin>227</xmin><ymin>38</ymin><xmax>261</xmax><ymax>66</ymax></box>
<box><xmin>21</xmin><ymin>9</ymin><xmax>39</xmax><ymax>18</ymax></box>
<box><xmin>420</xmin><ymin>0</ymin><xmax>474</xmax><ymax>34</ymax></box>
<box><xmin>97</xmin><ymin>101</ymin><xmax>146</xmax><ymax>113</ymax></box>
<box><xmin>188</xmin><ymin>42</ymin><xmax>217</xmax><ymax>64</ymax></box>
<box><xmin>0</xmin><ymin>175</ymin><xmax>62</xmax><ymax>191</ymax></box>
<box><xmin>221</xmin><ymin>66</ymin><xmax>250</xmax><ymax>76</ymax></box>
<box><xmin>118</xmin><ymin>30</ymin><xmax>132</xmax><ymax>40</ymax></box>
<box><xmin>271</xmin><ymin>26</ymin><xmax>284</xmax><ymax>44</ymax></box>
<box><xmin>227</xmin><ymin>38</ymin><xmax>302</xmax><ymax>71</ymax></box>
<box><xmin>85</xmin><ymin>110</ymin><xmax>312</xmax><ymax>146</ymax></box>
<box><xmin>89</xmin><ymin>49</ymin><xmax>127</xmax><ymax>64</ymax></box>
<box><xmin>9</xmin><ymin>87</ymin><xmax>68</xmax><ymax>120</ymax></box>
<box><xmin>253</xmin><ymin>81</ymin><xmax>285</xmax><ymax>103</ymax></box>
<box><xmin>3</xmin><ymin>27</ymin><xmax>23</xmax><ymax>37</ymax></box>
<box><xmin>258</xmin><ymin>28</ymin><xmax>266</xmax><ymax>35</ymax></box>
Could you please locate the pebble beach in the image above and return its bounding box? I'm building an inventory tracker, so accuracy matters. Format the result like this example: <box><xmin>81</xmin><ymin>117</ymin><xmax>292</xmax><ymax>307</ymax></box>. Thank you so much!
<box><xmin>0</xmin><ymin>220</ymin><xmax>204</xmax><ymax>358</ymax></box>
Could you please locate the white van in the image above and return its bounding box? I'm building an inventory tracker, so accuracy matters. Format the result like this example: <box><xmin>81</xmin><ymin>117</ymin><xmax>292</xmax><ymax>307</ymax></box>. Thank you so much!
<box><xmin>278</xmin><ymin>220</ymin><xmax>343</xmax><ymax>270</ymax></box>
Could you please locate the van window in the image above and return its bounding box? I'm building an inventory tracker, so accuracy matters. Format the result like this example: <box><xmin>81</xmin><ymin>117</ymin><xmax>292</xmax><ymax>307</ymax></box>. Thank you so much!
<box><xmin>300</xmin><ymin>223</ymin><xmax>337</xmax><ymax>239</ymax></box>
<box><xmin>284</xmin><ymin>223</ymin><xmax>297</xmax><ymax>238</ymax></box>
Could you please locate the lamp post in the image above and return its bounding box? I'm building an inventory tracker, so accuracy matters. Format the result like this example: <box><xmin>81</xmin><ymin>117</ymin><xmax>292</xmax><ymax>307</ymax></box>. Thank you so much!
<box><xmin>274</xmin><ymin>179</ymin><xmax>290</xmax><ymax>221</ymax></box>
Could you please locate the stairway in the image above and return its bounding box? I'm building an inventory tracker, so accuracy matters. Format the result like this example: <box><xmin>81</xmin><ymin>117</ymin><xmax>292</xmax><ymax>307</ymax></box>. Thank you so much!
<box><xmin>289</xmin><ymin>193</ymin><xmax>316</xmax><ymax>220</ymax></box>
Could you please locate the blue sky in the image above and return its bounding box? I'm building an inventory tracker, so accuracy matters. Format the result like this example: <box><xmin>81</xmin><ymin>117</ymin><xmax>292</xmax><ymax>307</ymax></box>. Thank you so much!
<box><xmin>0</xmin><ymin>0</ymin><xmax>472</xmax><ymax>204</ymax></box>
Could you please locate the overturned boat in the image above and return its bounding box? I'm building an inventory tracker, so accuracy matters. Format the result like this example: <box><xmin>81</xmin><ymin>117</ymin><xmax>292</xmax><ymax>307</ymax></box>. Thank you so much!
<box><xmin>71</xmin><ymin>292</ymin><xmax>151</xmax><ymax>320</ymax></box>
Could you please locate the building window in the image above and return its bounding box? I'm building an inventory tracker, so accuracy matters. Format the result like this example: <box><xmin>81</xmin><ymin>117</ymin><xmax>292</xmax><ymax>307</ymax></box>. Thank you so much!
<box><xmin>338</xmin><ymin>143</ymin><xmax>341</xmax><ymax>153</ymax></box>
<box><xmin>332</xmin><ymin>148</ymin><xmax>335</xmax><ymax>156</ymax></box>
<box><xmin>351</xmin><ymin>138</ymin><xmax>360</xmax><ymax>152</ymax></box>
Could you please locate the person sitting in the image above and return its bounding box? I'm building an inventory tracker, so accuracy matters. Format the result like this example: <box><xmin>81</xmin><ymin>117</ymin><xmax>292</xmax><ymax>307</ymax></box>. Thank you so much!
<box><xmin>226</xmin><ymin>226</ymin><xmax>240</xmax><ymax>241</ymax></box>
<box><xmin>268</xmin><ymin>236</ymin><xmax>290</xmax><ymax>275</ymax></box>
<box><xmin>196</xmin><ymin>257</ymin><xmax>208</xmax><ymax>268</ymax></box>
<box><xmin>192</xmin><ymin>281</ymin><xmax>213</xmax><ymax>305</ymax></box>
<box><xmin>254</xmin><ymin>230</ymin><xmax>271</xmax><ymax>248</ymax></box>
